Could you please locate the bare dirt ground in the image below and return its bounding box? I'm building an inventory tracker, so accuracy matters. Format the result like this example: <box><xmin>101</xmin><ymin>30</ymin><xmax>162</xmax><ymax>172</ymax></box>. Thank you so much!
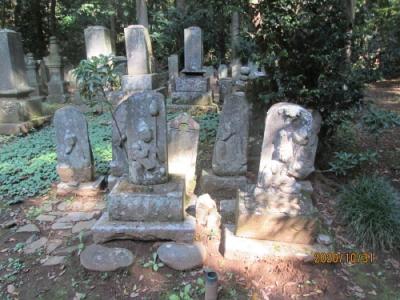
<box><xmin>1</xmin><ymin>80</ymin><xmax>400</xmax><ymax>299</ymax></box>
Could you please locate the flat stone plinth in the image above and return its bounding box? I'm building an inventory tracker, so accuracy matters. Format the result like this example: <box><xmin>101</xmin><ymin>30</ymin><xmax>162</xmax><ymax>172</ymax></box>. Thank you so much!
<box><xmin>175</xmin><ymin>77</ymin><xmax>209</xmax><ymax>92</ymax></box>
<box><xmin>171</xmin><ymin>90</ymin><xmax>212</xmax><ymax>106</ymax></box>
<box><xmin>56</xmin><ymin>176</ymin><xmax>106</xmax><ymax>197</ymax></box>
<box><xmin>200</xmin><ymin>169</ymin><xmax>247</xmax><ymax>199</ymax></box>
<box><xmin>222</xmin><ymin>225</ymin><xmax>331</xmax><ymax>261</ymax></box>
<box><xmin>167</xmin><ymin>104</ymin><xmax>218</xmax><ymax>114</ymax></box>
<box><xmin>108</xmin><ymin>177</ymin><xmax>185</xmax><ymax>222</ymax></box>
<box><xmin>121</xmin><ymin>73</ymin><xmax>162</xmax><ymax>91</ymax></box>
<box><xmin>92</xmin><ymin>212</ymin><xmax>196</xmax><ymax>243</ymax></box>
<box><xmin>0</xmin><ymin>115</ymin><xmax>50</xmax><ymax>135</ymax></box>
<box><xmin>235</xmin><ymin>188</ymin><xmax>318</xmax><ymax>244</ymax></box>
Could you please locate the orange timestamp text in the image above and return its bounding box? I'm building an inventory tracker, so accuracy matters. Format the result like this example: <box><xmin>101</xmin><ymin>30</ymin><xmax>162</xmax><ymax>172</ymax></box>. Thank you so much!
<box><xmin>314</xmin><ymin>252</ymin><xmax>374</xmax><ymax>264</ymax></box>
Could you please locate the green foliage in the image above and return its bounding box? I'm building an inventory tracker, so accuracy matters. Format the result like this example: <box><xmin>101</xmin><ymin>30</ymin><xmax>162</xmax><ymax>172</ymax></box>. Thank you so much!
<box><xmin>362</xmin><ymin>106</ymin><xmax>400</xmax><ymax>135</ymax></box>
<box><xmin>142</xmin><ymin>252</ymin><xmax>164</xmax><ymax>272</ymax></box>
<box><xmin>193</xmin><ymin>112</ymin><xmax>220</xmax><ymax>143</ymax></box>
<box><xmin>74</xmin><ymin>55</ymin><xmax>121</xmax><ymax>106</ymax></box>
<box><xmin>26</xmin><ymin>206</ymin><xmax>44</xmax><ymax>220</ymax></box>
<box><xmin>330</xmin><ymin>120</ymin><xmax>358</xmax><ymax>152</ymax></box>
<box><xmin>168</xmin><ymin>278</ymin><xmax>205</xmax><ymax>300</ymax></box>
<box><xmin>253</xmin><ymin>0</ymin><xmax>363</xmax><ymax>133</ymax></box>
<box><xmin>0</xmin><ymin>113</ymin><xmax>111</xmax><ymax>204</ymax></box>
<box><xmin>328</xmin><ymin>150</ymin><xmax>378</xmax><ymax>176</ymax></box>
<box><xmin>338</xmin><ymin>175</ymin><xmax>400</xmax><ymax>250</ymax></box>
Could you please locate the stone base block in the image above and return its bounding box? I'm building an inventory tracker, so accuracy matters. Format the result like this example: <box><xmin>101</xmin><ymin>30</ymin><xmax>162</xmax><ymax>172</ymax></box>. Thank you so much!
<box><xmin>56</xmin><ymin>176</ymin><xmax>106</xmax><ymax>197</ymax></box>
<box><xmin>219</xmin><ymin>199</ymin><xmax>236</xmax><ymax>223</ymax></box>
<box><xmin>108</xmin><ymin>177</ymin><xmax>185</xmax><ymax>222</ymax></box>
<box><xmin>222</xmin><ymin>225</ymin><xmax>331</xmax><ymax>261</ymax></box>
<box><xmin>0</xmin><ymin>115</ymin><xmax>51</xmax><ymax>135</ymax></box>
<box><xmin>171</xmin><ymin>91</ymin><xmax>212</xmax><ymax>106</ymax></box>
<box><xmin>200</xmin><ymin>169</ymin><xmax>247</xmax><ymax>199</ymax></box>
<box><xmin>46</xmin><ymin>93</ymin><xmax>68</xmax><ymax>104</ymax></box>
<box><xmin>175</xmin><ymin>76</ymin><xmax>209</xmax><ymax>92</ymax></box>
<box><xmin>167</xmin><ymin>104</ymin><xmax>218</xmax><ymax>114</ymax></box>
<box><xmin>122</xmin><ymin>73</ymin><xmax>162</xmax><ymax>91</ymax></box>
<box><xmin>56</xmin><ymin>164</ymin><xmax>94</xmax><ymax>183</ymax></box>
<box><xmin>235</xmin><ymin>189</ymin><xmax>318</xmax><ymax>244</ymax></box>
<box><xmin>0</xmin><ymin>96</ymin><xmax>44</xmax><ymax>124</ymax></box>
<box><xmin>92</xmin><ymin>212</ymin><xmax>196</xmax><ymax>243</ymax></box>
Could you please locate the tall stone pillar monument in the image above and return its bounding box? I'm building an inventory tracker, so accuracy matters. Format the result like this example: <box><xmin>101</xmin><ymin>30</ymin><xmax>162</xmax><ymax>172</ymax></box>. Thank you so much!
<box><xmin>0</xmin><ymin>29</ymin><xmax>47</xmax><ymax>135</ymax></box>
<box><xmin>84</xmin><ymin>26</ymin><xmax>115</xmax><ymax>59</ymax></box>
<box><xmin>46</xmin><ymin>37</ymin><xmax>68</xmax><ymax>103</ymax></box>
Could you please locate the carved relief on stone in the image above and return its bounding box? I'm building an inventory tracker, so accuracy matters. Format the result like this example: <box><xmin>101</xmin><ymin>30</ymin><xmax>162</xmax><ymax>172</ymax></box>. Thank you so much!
<box><xmin>126</xmin><ymin>91</ymin><xmax>168</xmax><ymax>185</ymax></box>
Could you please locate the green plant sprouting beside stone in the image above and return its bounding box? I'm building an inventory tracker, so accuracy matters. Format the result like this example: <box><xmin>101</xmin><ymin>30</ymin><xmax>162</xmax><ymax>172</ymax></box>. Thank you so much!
<box><xmin>168</xmin><ymin>278</ymin><xmax>205</xmax><ymax>300</ymax></box>
<box><xmin>330</xmin><ymin>120</ymin><xmax>359</xmax><ymax>152</ymax></box>
<box><xmin>77</xmin><ymin>232</ymin><xmax>85</xmax><ymax>255</ymax></box>
<box><xmin>0</xmin><ymin>113</ymin><xmax>111</xmax><ymax>204</ymax></box>
<box><xmin>0</xmin><ymin>258</ymin><xmax>25</xmax><ymax>283</ymax></box>
<box><xmin>194</xmin><ymin>112</ymin><xmax>219</xmax><ymax>143</ymax></box>
<box><xmin>337</xmin><ymin>175</ymin><xmax>400</xmax><ymax>251</ymax></box>
<box><xmin>362</xmin><ymin>106</ymin><xmax>400</xmax><ymax>135</ymax></box>
<box><xmin>13</xmin><ymin>243</ymin><xmax>25</xmax><ymax>253</ymax></box>
<box><xmin>328</xmin><ymin>150</ymin><xmax>378</xmax><ymax>176</ymax></box>
<box><xmin>25</xmin><ymin>206</ymin><xmax>44</xmax><ymax>220</ymax></box>
<box><xmin>142</xmin><ymin>252</ymin><xmax>164</xmax><ymax>272</ymax></box>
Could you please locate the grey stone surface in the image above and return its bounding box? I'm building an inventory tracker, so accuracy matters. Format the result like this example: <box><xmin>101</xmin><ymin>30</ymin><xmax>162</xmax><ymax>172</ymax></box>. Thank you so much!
<box><xmin>25</xmin><ymin>53</ymin><xmax>40</xmax><ymax>96</ymax></box>
<box><xmin>171</xmin><ymin>91</ymin><xmax>212</xmax><ymax>106</ymax></box>
<box><xmin>126</xmin><ymin>91</ymin><xmax>168</xmax><ymax>185</ymax></box>
<box><xmin>92</xmin><ymin>213</ymin><xmax>196</xmax><ymax>243</ymax></box>
<box><xmin>24</xmin><ymin>237</ymin><xmax>48</xmax><ymax>254</ymax></box>
<box><xmin>175</xmin><ymin>77</ymin><xmax>209</xmax><ymax>92</ymax></box>
<box><xmin>218</xmin><ymin>78</ymin><xmax>233</xmax><ymax>103</ymax></box>
<box><xmin>80</xmin><ymin>244</ymin><xmax>134</xmax><ymax>272</ymax></box>
<box><xmin>183</xmin><ymin>27</ymin><xmax>203</xmax><ymax>74</ymax></box>
<box><xmin>218</xmin><ymin>64</ymin><xmax>228</xmax><ymax>79</ymax></box>
<box><xmin>219</xmin><ymin>199</ymin><xmax>235</xmax><ymax>223</ymax></box>
<box><xmin>223</xmin><ymin>225</ymin><xmax>331</xmax><ymax>261</ymax></box>
<box><xmin>72</xmin><ymin>220</ymin><xmax>96</xmax><ymax>234</ymax></box>
<box><xmin>45</xmin><ymin>37</ymin><xmax>67</xmax><ymax>103</ymax></box>
<box><xmin>121</xmin><ymin>73</ymin><xmax>161</xmax><ymax>91</ymax></box>
<box><xmin>42</xmin><ymin>256</ymin><xmax>66</xmax><ymax>266</ymax></box>
<box><xmin>195</xmin><ymin>194</ymin><xmax>217</xmax><ymax>226</ymax></box>
<box><xmin>51</xmin><ymin>222</ymin><xmax>73</xmax><ymax>230</ymax></box>
<box><xmin>0</xmin><ymin>29</ymin><xmax>33</xmax><ymax>95</ymax></box>
<box><xmin>36</xmin><ymin>214</ymin><xmax>56</xmax><ymax>222</ymax></box>
<box><xmin>168</xmin><ymin>113</ymin><xmax>199</xmax><ymax>192</ymax></box>
<box><xmin>124</xmin><ymin>25</ymin><xmax>153</xmax><ymax>75</ymax></box>
<box><xmin>46</xmin><ymin>239</ymin><xmax>63</xmax><ymax>254</ymax></box>
<box><xmin>157</xmin><ymin>242</ymin><xmax>206</xmax><ymax>271</ymax></box>
<box><xmin>108</xmin><ymin>177</ymin><xmax>185</xmax><ymax>222</ymax></box>
<box><xmin>317</xmin><ymin>234</ymin><xmax>333</xmax><ymax>246</ymax></box>
<box><xmin>57</xmin><ymin>212</ymin><xmax>96</xmax><ymax>223</ymax></box>
<box><xmin>136</xmin><ymin>0</ymin><xmax>149</xmax><ymax>28</ymax></box>
<box><xmin>110</xmin><ymin>100</ymin><xmax>129</xmax><ymax>177</ymax></box>
<box><xmin>84</xmin><ymin>26</ymin><xmax>114</xmax><ymax>59</ymax></box>
<box><xmin>212</xmin><ymin>92</ymin><xmax>249</xmax><ymax>176</ymax></box>
<box><xmin>200</xmin><ymin>169</ymin><xmax>247</xmax><ymax>199</ymax></box>
<box><xmin>234</xmin><ymin>103</ymin><xmax>322</xmax><ymax>244</ymax></box>
<box><xmin>54</xmin><ymin>106</ymin><xmax>94</xmax><ymax>183</ymax></box>
<box><xmin>16</xmin><ymin>223</ymin><xmax>40</xmax><ymax>233</ymax></box>
<box><xmin>168</xmin><ymin>54</ymin><xmax>179</xmax><ymax>93</ymax></box>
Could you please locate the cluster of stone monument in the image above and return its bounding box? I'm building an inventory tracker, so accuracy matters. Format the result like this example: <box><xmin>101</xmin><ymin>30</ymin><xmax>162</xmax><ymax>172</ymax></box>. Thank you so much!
<box><xmin>1</xmin><ymin>16</ymin><xmax>330</xmax><ymax>262</ymax></box>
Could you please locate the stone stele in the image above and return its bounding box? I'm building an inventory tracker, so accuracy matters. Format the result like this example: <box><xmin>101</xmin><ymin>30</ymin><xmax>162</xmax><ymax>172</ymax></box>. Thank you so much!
<box><xmin>168</xmin><ymin>113</ymin><xmax>200</xmax><ymax>193</ymax></box>
<box><xmin>235</xmin><ymin>102</ymin><xmax>322</xmax><ymax>244</ymax></box>
<box><xmin>84</xmin><ymin>26</ymin><xmax>114</xmax><ymax>59</ymax></box>
<box><xmin>126</xmin><ymin>91</ymin><xmax>168</xmax><ymax>185</ymax></box>
<box><xmin>54</xmin><ymin>106</ymin><xmax>94</xmax><ymax>183</ymax></box>
<box><xmin>212</xmin><ymin>91</ymin><xmax>249</xmax><ymax>176</ymax></box>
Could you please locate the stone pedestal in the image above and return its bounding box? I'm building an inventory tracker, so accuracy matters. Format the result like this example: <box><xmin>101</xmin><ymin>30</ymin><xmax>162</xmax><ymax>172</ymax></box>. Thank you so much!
<box><xmin>200</xmin><ymin>169</ymin><xmax>247</xmax><ymax>199</ymax></box>
<box><xmin>46</xmin><ymin>37</ymin><xmax>68</xmax><ymax>103</ymax></box>
<box><xmin>168</xmin><ymin>54</ymin><xmax>179</xmax><ymax>94</ymax></box>
<box><xmin>25</xmin><ymin>53</ymin><xmax>40</xmax><ymax>96</ymax></box>
<box><xmin>121</xmin><ymin>73</ymin><xmax>163</xmax><ymax>92</ymax></box>
<box><xmin>84</xmin><ymin>26</ymin><xmax>114</xmax><ymax>59</ymax></box>
<box><xmin>0</xmin><ymin>29</ymin><xmax>48</xmax><ymax>135</ymax></box>
<box><xmin>171</xmin><ymin>76</ymin><xmax>212</xmax><ymax>105</ymax></box>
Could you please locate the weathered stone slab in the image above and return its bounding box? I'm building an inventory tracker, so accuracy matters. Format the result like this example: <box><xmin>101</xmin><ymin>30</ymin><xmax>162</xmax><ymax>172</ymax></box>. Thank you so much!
<box><xmin>124</xmin><ymin>25</ymin><xmax>153</xmax><ymax>75</ymax></box>
<box><xmin>168</xmin><ymin>113</ymin><xmax>199</xmax><ymax>193</ymax></box>
<box><xmin>212</xmin><ymin>92</ymin><xmax>249</xmax><ymax>176</ymax></box>
<box><xmin>200</xmin><ymin>169</ymin><xmax>247</xmax><ymax>199</ymax></box>
<box><xmin>157</xmin><ymin>242</ymin><xmax>206</xmax><ymax>271</ymax></box>
<box><xmin>168</xmin><ymin>54</ymin><xmax>179</xmax><ymax>93</ymax></box>
<box><xmin>235</xmin><ymin>187</ymin><xmax>318</xmax><ymax>244</ymax></box>
<box><xmin>108</xmin><ymin>177</ymin><xmax>185</xmax><ymax>222</ymax></box>
<box><xmin>218</xmin><ymin>64</ymin><xmax>228</xmax><ymax>79</ymax></box>
<box><xmin>92</xmin><ymin>213</ymin><xmax>196</xmax><ymax>243</ymax></box>
<box><xmin>110</xmin><ymin>100</ymin><xmax>129</xmax><ymax>177</ymax></box>
<box><xmin>54</xmin><ymin>106</ymin><xmax>94</xmax><ymax>183</ymax></box>
<box><xmin>84</xmin><ymin>26</ymin><xmax>114</xmax><ymax>59</ymax></box>
<box><xmin>80</xmin><ymin>244</ymin><xmax>134</xmax><ymax>271</ymax></box>
<box><xmin>167</xmin><ymin>104</ymin><xmax>218</xmax><ymax>114</ymax></box>
<box><xmin>0</xmin><ymin>29</ymin><xmax>33</xmax><ymax>96</ymax></box>
<box><xmin>0</xmin><ymin>97</ymin><xmax>43</xmax><ymax>123</ymax></box>
<box><xmin>25</xmin><ymin>53</ymin><xmax>40</xmax><ymax>96</ymax></box>
<box><xmin>24</xmin><ymin>237</ymin><xmax>48</xmax><ymax>254</ymax></box>
<box><xmin>171</xmin><ymin>91</ymin><xmax>212</xmax><ymax>106</ymax></box>
<box><xmin>218</xmin><ymin>78</ymin><xmax>233</xmax><ymax>103</ymax></box>
<box><xmin>182</xmin><ymin>27</ymin><xmax>204</xmax><ymax>74</ymax></box>
<box><xmin>223</xmin><ymin>225</ymin><xmax>331</xmax><ymax>261</ymax></box>
<box><xmin>126</xmin><ymin>91</ymin><xmax>168</xmax><ymax>185</ymax></box>
<box><xmin>46</xmin><ymin>37</ymin><xmax>67</xmax><ymax>103</ymax></box>
<box><xmin>219</xmin><ymin>199</ymin><xmax>235</xmax><ymax>223</ymax></box>
<box><xmin>175</xmin><ymin>77</ymin><xmax>209</xmax><ymax>93</ymax></box>
<box><xmin>121</xmin><ymin>73</ymin><xmax>162</xmax><ymax>91</ymax></box>
<box><xmin>17</xmin><ymin>223</ymin><xmax>40</xmax><ymax>233</ymax></box>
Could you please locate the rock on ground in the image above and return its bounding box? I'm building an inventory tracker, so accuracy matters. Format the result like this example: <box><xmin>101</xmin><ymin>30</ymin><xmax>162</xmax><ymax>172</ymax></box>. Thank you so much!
<box><xmin>80</xmin><ymin>244</ymin><xmax>134</xmax><ymax>272</ymax></box>
<box><xmin>24</xmin><ymin>237</ymin><xmax>48</xmax><ymax>254</ymax></box>
<box><xmin>42</xmin><ymin>256</ymin><xmax>66</xmax><ymax>266</ymax></box>
<box><xmin>17</xmin><ymin>224</ymin><xmax>40</xmax><ymax>233</ymax></box>
<box><xmin>157</xmin><ymin>242</ymin><xmax>206</xmax><ymax>271</ymax></box>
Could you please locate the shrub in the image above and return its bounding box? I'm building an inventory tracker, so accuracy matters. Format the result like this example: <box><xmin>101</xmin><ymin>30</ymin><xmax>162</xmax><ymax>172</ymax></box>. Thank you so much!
<box><xmin>362</xmin><ymin>106</ymin><xmax>400</xmax><ymax>135</ymax></box>
<box><xmin>338</xmin><ymin>175</ymin><xmax>400</xmax><ymax>251</ymax></box>
<box><xmin>328</xmin><ymin>150</ymin><xmax>377</xmax><ymax>176</ymax></box>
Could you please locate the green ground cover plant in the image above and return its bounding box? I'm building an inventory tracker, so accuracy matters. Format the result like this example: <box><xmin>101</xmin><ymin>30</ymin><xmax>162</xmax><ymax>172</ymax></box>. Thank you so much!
<box><xmin>338</xmin><ymin>175</ymin><xmax>400</xmax><ymax>251</ymax></box>
<box><xmin>0</xmin><ymin>113</ymin><xmax>111</xmax><ymax>204</ymax></box>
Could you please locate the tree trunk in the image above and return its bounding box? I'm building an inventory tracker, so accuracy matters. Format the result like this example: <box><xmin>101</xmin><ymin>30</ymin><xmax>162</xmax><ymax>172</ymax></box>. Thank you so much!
<box><xmin>136</xmin><ymin>0</ymin><xmax>148</xmax><ymax>28</ymax></box>
<box><xmin>176</xmin><ymin>0</ymin><xmax>185</xmax><ymax>12</ymax></box>
<box><xmin>50</xmin><ymin>0</ymin><xmax>56</xmax><ymax>35</ymax></box>
<box><xmin>110</xmin><ymin>0</ymin><xmax>117</xmax><ymax>54</ymax></box>
<box><xmin>343</xmin><ymin>0</ymin><xmax>355</xmax><ymax>63</ymax></box>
